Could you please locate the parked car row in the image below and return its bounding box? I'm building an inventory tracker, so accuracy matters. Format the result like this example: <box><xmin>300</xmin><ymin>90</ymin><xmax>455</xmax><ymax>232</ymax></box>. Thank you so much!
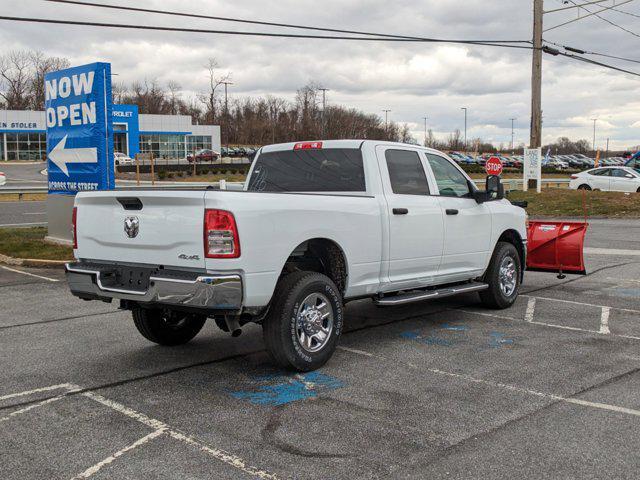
<box><xmin>221</xmin><ymin>146</ymin><xmax>258</xmax><ymax>158</ymax></box>
<box><xmin>447</xmin><ymin>151</ymin><xmax>634</xmax><ymax>172</ymax></box>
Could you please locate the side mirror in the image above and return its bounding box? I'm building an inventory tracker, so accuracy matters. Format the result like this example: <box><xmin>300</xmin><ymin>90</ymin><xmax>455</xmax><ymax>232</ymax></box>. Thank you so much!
<box><xmin>473</xmin><ymin>175</ymin><xmax>504</xmax><ymax>203</ymax></box>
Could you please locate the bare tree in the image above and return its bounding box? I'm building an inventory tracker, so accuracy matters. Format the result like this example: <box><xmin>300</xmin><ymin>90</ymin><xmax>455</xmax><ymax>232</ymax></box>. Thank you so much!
<box><xmin>28</xmin><ymin>51</ymin><xmax>70</xmax><ymax>109</ymax></box>
<box><xmin>0</xmin><ymin>51</ymin><xmax>32</xmax><ymax>110</ymax></box>
<box><xmin>167</xmin><ymin>80</ymin><xmax>181</xmax><ymax>115</ymax></box>
<box><xmin>201</xmin><ymin>58</ymin><xmax>231</xmax><ymax>124</ymax></box>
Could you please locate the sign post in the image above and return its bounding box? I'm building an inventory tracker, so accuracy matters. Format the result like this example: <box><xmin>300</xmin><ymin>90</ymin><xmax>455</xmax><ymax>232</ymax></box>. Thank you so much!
<box><xmin>44</xmin><ymin>62</ymin><xmax>113</xmax><ymax>244</ymax></box>
<box><xmin>523</xmin><ymin>147</ymin><xmax>542</xmax><ymax>193</ymax></box>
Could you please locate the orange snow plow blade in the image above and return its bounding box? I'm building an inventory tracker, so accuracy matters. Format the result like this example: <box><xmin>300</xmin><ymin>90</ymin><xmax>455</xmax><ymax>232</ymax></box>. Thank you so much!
<box><xmin>526</xmin><ymin>221</ymin><xmax>588</xmax><ymax>275</ymax></box>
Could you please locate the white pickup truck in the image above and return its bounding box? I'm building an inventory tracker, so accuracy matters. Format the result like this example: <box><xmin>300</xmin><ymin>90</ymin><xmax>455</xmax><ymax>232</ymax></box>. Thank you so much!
<box><xmin>66</xmin><ymin>140</ymin><xmax>527</xmax><ymax>371</ymax></box>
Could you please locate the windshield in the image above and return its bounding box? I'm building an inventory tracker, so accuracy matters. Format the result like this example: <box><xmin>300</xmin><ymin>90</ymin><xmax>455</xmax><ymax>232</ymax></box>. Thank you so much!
<box><xmin>247</xmin><ymin>148</ymin><xmax>366</xmax><ymax>192</ymax></box>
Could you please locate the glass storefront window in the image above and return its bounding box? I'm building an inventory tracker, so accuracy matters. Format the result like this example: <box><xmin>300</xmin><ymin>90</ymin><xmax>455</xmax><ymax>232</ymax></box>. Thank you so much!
<box><xmin>2</xmin><ymin>132</ymin><xmax>46</xmax><ymax>161</ymax></box>
<box><xmin>139</xmin><ymin>134</ymin><xmax>186</xmax><ymax>159</ymax></box>
<box><xmin>187</xmin><ymin>135</ymin><xmax>212</xmax><ymax>154</ymax></box>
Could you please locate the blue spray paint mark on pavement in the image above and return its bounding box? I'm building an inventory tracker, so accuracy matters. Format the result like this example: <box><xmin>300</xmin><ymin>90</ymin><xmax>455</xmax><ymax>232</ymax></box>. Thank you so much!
<box><xmin>489</xmin><ymin>332</ymin><xmax>514</xmax><ymax>348</ymax></box>
<box><xmin>228</xmin><ymin>371</ymin><xmax>345</xmax><ymax>406</ymax></box>
<box><xmin>440</xmin><ymin>323</ymin><xmax>469</xmax><ymax>332</ymax></box>
<box><xmin>401</xmin><ymin>329</ymin><xmax>453</xmax><ymax>346</ymax></box>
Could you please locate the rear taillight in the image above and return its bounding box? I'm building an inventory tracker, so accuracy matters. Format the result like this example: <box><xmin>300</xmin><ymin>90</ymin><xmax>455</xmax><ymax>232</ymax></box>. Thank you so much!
<box><xmin>293</xmin><ymin>141</ymin><xmax>322</xmax><ymax>150</ymax></box>
<box><xmin>71</xmin><ymin>206</ymin><xmax>78</xmax><ymax>249</ymax></box>
<box><xmin>570</xmin><ymin>175</ymin><xmax>578</xmax><ymax>179</ymax></box>
<box><xmin>204</xmin><ymin>209</ymin><xmax>240</xmax><ymax>258</ymax></box>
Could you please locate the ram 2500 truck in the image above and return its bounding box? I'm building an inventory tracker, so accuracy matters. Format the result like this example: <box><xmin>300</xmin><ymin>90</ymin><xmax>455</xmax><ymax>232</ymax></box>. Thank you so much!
<box><xmin>66</xmin><ymin>140</ymin><xmax>527</xmax><ymax>371</ymax></box>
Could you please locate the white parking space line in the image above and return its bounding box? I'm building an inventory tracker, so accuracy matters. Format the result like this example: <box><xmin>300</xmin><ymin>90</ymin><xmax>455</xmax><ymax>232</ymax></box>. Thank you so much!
<box><xmin>599</xmin><ymin>307</ymin><xmax>611</xmax><ymax>335</ymax></box>
<box><xmin>0</xmin><ymin>383</ymin><xmax>73</xmax><ymax>402</ymax></box>
<box><xmin>23</xmin><ymin>212</ymin><xmax>46</xmax><ymax>215</ymax></box>
<box><xmin>525</xmin><ymin>297</ymin><xmax>536</xmax><ymax>323</ymax></box>
<box><xmin>584</xmin><ymin>247</ymin><xmax>640</xmax><ymax>256</ymax></box>
<box><xmin>0</xmin><ymin>395</ymin><xmax>68</xmax><ymax>423</ymax></box>
<box><xmin>338</xmin><ymin>347</ymin><xmax>640</xmax><ymax>418</ymax></box>
<box><xmin>82</xmin><ymin>390</ymin><xmax>280</xmax><ymax>479</ymax></box>
<box><xmin>452</xmin><ymin>306</ymin><xmax>640</xmax><ymax>340</ymax></box>
<box><xmin>0</xmin><ymin>265</ymin><xmax>59</xmax><ymax>282</ymax></box>
<box><xmin>70</xmin><ymin>428</ymin><xmax>167</xmax><ymax>479</ymax></box>
<box><xmin>521</xmin><ymin>294</ymin><xmax>640</xmax><ymax>316</ymax></box>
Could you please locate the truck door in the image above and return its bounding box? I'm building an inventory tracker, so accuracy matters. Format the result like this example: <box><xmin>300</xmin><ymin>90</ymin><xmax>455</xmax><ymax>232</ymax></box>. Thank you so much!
<box><xmin>424</xmin><ymin>153</ymin><xmax>492</xmax><ymax>279</ymax></box>
<box><xmin>376</xmin><ymin>146</ymin><xmax>444</xmax><ymax>287</ymax></box>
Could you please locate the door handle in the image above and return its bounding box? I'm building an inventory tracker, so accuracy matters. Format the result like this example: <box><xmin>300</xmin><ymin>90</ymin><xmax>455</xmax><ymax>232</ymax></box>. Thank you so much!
<box><xmin>392</xmin><ymin>208</ymin><xmax>409</xmax><ymax>215</ymax></box>
<box><xmin>446</xmin><ymin>209</ymin><xmax>459</xmax><ymax>215</ymax></box>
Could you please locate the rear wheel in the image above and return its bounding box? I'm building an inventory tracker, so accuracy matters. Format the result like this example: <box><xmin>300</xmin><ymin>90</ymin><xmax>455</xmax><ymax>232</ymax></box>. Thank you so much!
<box><xmin>262</xmin><ymin>271</ymin><xmax>343</xmax><ymax>371</ymax></box>
<box><xmin>577</xmin><ymin>184</ymin><xmax>591</xmax><ymax>190</ymax></box>
<box><xmin>132</xmin><ymin>308</ymin><xmax>206</xmax><ymax>346</ymax></box>
<box><xmin>479</xmin><ymin>242</ymin><xmax>522</xmax><ymax>309</ymax></box>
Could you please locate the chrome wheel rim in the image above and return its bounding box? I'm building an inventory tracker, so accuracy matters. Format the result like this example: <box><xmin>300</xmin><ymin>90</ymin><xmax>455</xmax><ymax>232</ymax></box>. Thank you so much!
<box><xmin>499</xmin><ymin>256</ymin><xmax>517</xmax><ymax>297</ymax></box>
<box><xmin>296</xmin><ymin>293</ymin><xmax>334</xmax><ymax>353</ymax></box>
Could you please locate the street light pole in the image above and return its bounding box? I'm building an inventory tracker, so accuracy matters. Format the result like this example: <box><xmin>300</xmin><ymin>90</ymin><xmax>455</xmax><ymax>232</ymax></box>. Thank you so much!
<box><xmin>423</xmin><ymin>116</ymin><xmax>428</xmax><ymax>146</ymax></box>
<box><xmin>319</xmin><ymin>87</ymin><xmax>329</xmax><ymax>137</ymax></box>
<box><xmin>221</xmin><ymin>81</ymin><xmax>233</xmax><ymax>153</ymax></box>
<box><xmin>510</xmin><ymin>118</ymin><xmax>516</xmax><ymax>151</ymax></box>
<box><xmin>461</xmin><ymin>107</ymin><xmax>468</xmax><ymax>151</ymax></box>
<box><xmin>382</xmin><ymin>110</ymin><xmax>391</xmax><ymax>138</ymax></box>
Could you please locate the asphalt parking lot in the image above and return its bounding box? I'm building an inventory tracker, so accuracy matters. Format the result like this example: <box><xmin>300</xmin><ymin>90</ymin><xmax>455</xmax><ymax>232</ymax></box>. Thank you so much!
<box><xmin>1</xmin><ymin>219</ymin><xmax>639</xmax><ymax>479</ymax></box>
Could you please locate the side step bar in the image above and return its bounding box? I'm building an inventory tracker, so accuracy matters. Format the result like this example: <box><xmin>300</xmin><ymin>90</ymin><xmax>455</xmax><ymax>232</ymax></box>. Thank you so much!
<box><xmin>374</xmin><ymin>282</ymin><xmax>489</xmax><ymax>306</ymax></box>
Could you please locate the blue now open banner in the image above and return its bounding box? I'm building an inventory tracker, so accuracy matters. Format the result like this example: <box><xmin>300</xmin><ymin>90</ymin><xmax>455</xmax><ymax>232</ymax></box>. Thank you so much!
<box><xmin>45</xmin><ymin>62</ymin><xmax>114</xmax><ymax>195</ymax></box>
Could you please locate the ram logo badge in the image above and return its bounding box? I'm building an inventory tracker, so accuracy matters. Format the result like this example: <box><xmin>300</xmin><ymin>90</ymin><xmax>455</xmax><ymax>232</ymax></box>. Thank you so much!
<box><xmin>124</xmin><ymin>216</ymin><xmax>139</xmax><ymax>238</ymax></box>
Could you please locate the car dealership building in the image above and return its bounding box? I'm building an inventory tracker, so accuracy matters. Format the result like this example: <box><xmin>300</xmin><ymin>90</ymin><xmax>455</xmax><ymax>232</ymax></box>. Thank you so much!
<box><xmin>0</xmin><ymin>105</ymin><xmax>221</xmax><ymax>161</ymax></box>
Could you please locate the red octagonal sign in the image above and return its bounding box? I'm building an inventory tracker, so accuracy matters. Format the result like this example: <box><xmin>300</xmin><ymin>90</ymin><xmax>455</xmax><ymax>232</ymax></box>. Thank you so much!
<box><xmin>485</xmin><ymin>156</ymin><xmax>503</xmax><ymax>176</ymax></box>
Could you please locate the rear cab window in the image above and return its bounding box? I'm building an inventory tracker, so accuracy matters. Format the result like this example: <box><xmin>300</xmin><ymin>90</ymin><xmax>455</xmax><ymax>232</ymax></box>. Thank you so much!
<box><xmin>385</xmin><ymin>149</ymin><xmax>430</xmax><ymax>195</ymax></box>
<box><xmin>247</xmin><ymin>148</ymin><xmax>365</xmax><ymax>192</ymax></box>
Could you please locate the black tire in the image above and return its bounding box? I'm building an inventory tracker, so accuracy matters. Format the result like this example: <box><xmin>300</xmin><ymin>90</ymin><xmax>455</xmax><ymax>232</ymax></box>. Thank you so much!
<box><xmin>636</xmin><ymin>187</ymin><xmax>640</xmax><ymax>193</ymax></box>
<box><xmin>577</xmin><ymin>184</ymin><xmax>591</xmax><ymax>190</ymax></box>
<box><xmin>479</xmin><ymin>241</ymin><xmax>522</xmax><ymax>309</ymax></box>
<box><xmin>262</xmin><ymin>271</ymin><xmax>344</xmax><ymax>372</ymax></box>
<box><xmin>132</xmin><ymin>308</ymin><xmax>206</xmax><ymax>346</ymax></box>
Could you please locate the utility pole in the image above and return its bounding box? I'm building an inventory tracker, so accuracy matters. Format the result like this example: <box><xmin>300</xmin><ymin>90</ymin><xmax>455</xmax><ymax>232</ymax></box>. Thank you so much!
<box><xmin>592</xmin><ymin>118</ymin><xmax>597</xmax><ymax>152</ymax></box>
<box><xmin>221</xmin><ymin>81</ymin><xmax>233</xmax><ymax>153</ymax></box>
<box><xmin>382</xmin><ymin>109</ymin><xmax>391</xmax><ymax>133</ymax></box>
<box><xmin>319</xmin><ymin>87</ymin><xmax>329</xmax><ymax>137</ymax></box>
<box><xmin>606</xmin><ymin>137</ymin><xmax>609</xmax><ymax>160</ymax></box>
<box><xmin>460</xmin><ymin>107</ymin><xmax>468</xmax><ymax>151</ymax></box>
<box><xmin>423</xmin><ymin>116</ymin><xmax>428</xmax><ymax>146</ymax></box>
<box><xmin>510</xmin><ymin>118</ymin><xmax>516</xmax><ymax>151</ymax></box>
<box><xmin>530</xmin><ymin>0</ymin><xmax>543</xmax><ymax>149</ymax></box>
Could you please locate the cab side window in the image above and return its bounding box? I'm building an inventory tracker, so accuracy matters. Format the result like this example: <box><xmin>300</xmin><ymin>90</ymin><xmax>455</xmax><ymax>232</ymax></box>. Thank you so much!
<box><xmin>385</xmin><ymin>149</ymin><xmax>430</xmax><ymax>195</ymax></box>
<box><xmin>426</xmin><ymin>154</ymin><xmax>471</xmax><ymax>197</ymax></box>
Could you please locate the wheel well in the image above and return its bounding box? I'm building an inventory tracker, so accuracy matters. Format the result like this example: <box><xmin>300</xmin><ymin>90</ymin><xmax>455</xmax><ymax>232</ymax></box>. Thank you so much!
<box><xmin>497</xmin><ymin>229</ymin><xmax>525</xmax><ymax>270</ymax></box>
<box><xmin>280</xmin><ymin>239</ymin><xmax>348</xmax><ymax>295</ymax></box>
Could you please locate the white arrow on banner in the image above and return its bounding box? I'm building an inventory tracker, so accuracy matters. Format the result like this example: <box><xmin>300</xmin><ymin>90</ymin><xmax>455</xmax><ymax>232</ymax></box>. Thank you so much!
<box><xmin>48</xmin><ymin>135</ymin><xmax>98</xmax><ymax>176</ymax></box>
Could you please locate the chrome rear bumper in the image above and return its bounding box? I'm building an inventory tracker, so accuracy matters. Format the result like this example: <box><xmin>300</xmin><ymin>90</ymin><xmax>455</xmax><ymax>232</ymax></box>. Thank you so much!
<box><xmin>65</xmin><ymin>262</ymin><xmax>242</xmax><ymax>311</ymax></box>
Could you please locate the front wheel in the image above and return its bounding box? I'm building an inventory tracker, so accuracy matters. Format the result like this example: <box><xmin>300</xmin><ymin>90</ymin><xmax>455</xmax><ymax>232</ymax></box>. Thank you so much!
<box><xmin>479</xmin><ymin>242</ymin><xmax>522</xmax><ymax>309</ymax></box>
<box><xmin>132</xmin><ymin>308</ymin><xmax>206</xmax><ymax>346</ymax></box>
<box><xmin>262</xmin><ymin>271</ymin><xmax>343</xmax><ymax>371</ymax></box>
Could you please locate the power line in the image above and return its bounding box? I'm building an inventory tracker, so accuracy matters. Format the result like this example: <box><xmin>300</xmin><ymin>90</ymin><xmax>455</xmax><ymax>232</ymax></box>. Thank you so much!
<box><xmin>544</xmin><ymin>0</ymin><xmax>635</xmax><ymax>31</ymax></box>
<box><xmin>544</xmin><ymin>0</ymin><xmax>614</xmax><ymax>14</ymax></box>
<box><xmin>41</xmin><ymin>0</ymin><xmax>532</xmax><ymax>47</ymax></box>
<box><xmin>0</xmin><ymin>15</ymin><xmax>535</xmax><ymax>49</ymax></box>
<box><xmin>546</xmin><ymin>47</ymin><xmax>640</xmax><ymax>77</ymax></box>
<box><xmin>563</xmin><ymin>0</ymin><xmax>640</xmax><ymax>39</ymax></box>
<box><xmin>544</xmin><ymin>39</ymin><xmax>640</xmax><ymax>65</ymax></box>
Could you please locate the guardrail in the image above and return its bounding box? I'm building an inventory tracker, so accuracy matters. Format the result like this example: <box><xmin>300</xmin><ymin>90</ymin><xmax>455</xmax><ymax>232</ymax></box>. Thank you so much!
<box><xmin>1</xmin><ymin>179</ymin><xmax>569</xmax><ymax>199</ymax></box>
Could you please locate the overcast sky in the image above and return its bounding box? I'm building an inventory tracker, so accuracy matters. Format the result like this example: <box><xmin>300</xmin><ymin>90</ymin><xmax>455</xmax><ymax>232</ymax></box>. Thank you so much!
<box><xmin>2</xmin><ymin>0</ymin><xmax>640</xmax><ymax>149</ymax></box>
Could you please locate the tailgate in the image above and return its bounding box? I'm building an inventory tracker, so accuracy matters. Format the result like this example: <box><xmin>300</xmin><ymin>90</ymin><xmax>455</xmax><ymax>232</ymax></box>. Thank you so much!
<box><xmin>74</xmin><ymin>190</ymin><xmax>207</xmax><ymax>269</ymax></box>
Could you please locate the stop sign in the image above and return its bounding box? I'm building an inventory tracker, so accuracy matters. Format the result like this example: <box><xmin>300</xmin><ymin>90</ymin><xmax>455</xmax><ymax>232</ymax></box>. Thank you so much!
<box><xmin>485</xmin><ymin>156</ymin><xmax>503</xmax><ymax>176</ymax></box>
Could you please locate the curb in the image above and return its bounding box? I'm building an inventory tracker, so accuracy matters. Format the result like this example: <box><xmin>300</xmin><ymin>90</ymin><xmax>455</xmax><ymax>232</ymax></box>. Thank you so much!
<box><xmin>0</xmin><ymin>253</ymin><xmax>68</xmax><ymax>268</ymax></box>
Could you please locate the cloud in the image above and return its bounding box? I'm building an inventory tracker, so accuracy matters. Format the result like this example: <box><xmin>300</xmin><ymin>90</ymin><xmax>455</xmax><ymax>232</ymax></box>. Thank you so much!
<box><xmin>1</xmin><ymin>0</ymin><xmax>639</xmax><ymax>149</ymax></box>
